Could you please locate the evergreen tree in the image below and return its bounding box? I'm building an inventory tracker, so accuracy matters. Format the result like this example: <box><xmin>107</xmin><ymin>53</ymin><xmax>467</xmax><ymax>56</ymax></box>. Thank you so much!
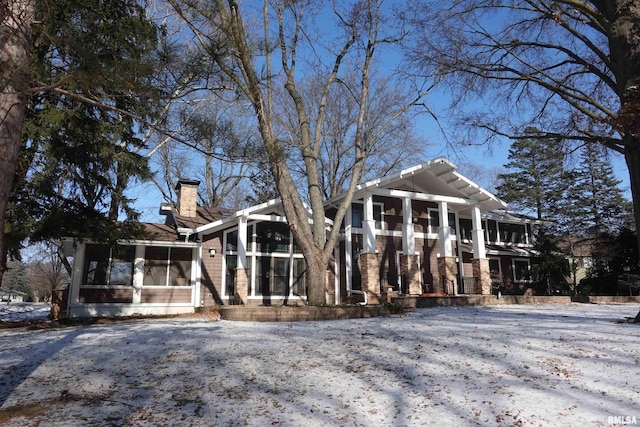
<box><xmin>4</xmin><ymin>0</ymin><xmax>164</xmax><ymax>269</ymax></box>
<box><xmin>570</xmin><ymin>144</ymin><xmax>632</xmax><ymax>235</ymax></box>
<box><xmin>496</xmin><ymin>129</ymin><xmax>565</xmax><ymax>221</ymax></box>
<box><xmin>531</xmin><ymin>228</ymin><xmax>570</xmax><ymax>295</ymax></box>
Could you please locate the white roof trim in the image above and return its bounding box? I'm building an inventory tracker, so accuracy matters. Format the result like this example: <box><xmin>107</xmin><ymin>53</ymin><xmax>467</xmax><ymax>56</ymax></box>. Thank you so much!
<box><xmin>327</xmin><ymin>157</ymin><xmax>505</xmax><ymax>211</ymax></box>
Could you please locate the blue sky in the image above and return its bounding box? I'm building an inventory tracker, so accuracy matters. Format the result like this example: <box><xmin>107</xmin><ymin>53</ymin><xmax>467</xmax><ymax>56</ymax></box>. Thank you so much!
<box><xmin>128</xmin><ymin>0</ymin><xmax>632</xmax><ymax>223</ymax></box>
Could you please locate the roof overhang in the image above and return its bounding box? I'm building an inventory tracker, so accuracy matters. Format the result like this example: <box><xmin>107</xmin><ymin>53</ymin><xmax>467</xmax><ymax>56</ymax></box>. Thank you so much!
<box><xmin>328</xmin><ymin>157</ymin><xmax>506</xmax><ymax>214</ymax></box>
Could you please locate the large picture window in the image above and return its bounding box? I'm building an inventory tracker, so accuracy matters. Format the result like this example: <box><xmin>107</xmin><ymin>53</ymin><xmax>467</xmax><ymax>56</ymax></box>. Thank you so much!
<box><xmin>223</xmin><ymin>222</ymin><xmax>307</xmax><ymax>299</ymax></box>
<box><xmin>143</xmin><ymin>246</ymin><xmax>193</xmax><ymax>286</ymax></box>
<box><xmin>83</xmin><ymin>244</ymin><xmax>135</xmax><ymax>286</ymax></box>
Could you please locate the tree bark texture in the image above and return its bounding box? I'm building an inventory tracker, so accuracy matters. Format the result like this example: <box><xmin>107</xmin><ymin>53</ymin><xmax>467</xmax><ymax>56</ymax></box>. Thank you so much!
<box><xmin>0</xmin><ymin>0</ymin><xmax>33</xmax><ymax>283</ymax></box>
<box><xmin>606</xmin><ymin>0</ymin><xmax>640</xmax><ymax>259</ymax></box>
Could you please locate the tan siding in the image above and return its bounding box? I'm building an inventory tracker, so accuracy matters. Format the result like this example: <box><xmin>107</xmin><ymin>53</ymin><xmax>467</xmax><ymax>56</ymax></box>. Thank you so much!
<box><xmin>79</xmin><ymin>288</ymin><xmax>133</xmax><ymax>303</ymax></box>
<box><xmin>201</xmin><ymin>232</ymin><xmax>224</xmax><ymax>305</ymax></box>
<box><xmin>141</xmin><ymin>287</ymin><xmax>192</xmax><ymax>303</ymax></box>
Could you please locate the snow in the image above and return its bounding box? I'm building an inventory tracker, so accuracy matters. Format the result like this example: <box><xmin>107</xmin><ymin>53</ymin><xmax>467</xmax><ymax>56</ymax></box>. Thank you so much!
<box><xmin>0</xmin><ymin>303</ymin><xmax>50</xmax><ymax>323</ymax></box>
<box><xmin>0</xmin><ymin>303</ymin><xmax>638</xmax><ymax>426</ymax></box>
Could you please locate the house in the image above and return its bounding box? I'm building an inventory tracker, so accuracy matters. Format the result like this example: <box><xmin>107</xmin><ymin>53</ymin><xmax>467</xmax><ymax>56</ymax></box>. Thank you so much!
<box><xmin>0</xmin><ymin>289</ymin><xmax>27</xmax><ymax>303</ymax></box>
<box><xmin>61</xmin><ymin>158</ymin><xmax>540</xmax><ymax>318</ymax></box>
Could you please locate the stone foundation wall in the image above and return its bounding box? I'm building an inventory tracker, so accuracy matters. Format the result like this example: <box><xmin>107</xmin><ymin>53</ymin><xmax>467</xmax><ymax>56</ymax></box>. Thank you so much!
<box><xmin>437</xmin><ymin>257</ymin><xmax>458</xmax><ymax>294</ymax></box>
<box><xmin>234</xmin><ymin>268</ymin><xmax>248</xmax><ymax>305</ymax></box>
<box><xmin>359</xmin><ymin>252</ymin><xmax>382</xmax><ymax>304</ymax></box>
<box><xmin>400</xmin><ymin>254</ymin><xmax>422</xmax><ymax>295</ymax></box>
<box><xmin>472</xmin><ymin>258</ymin><xmax>492</xmax><ymax>295</ymax></box>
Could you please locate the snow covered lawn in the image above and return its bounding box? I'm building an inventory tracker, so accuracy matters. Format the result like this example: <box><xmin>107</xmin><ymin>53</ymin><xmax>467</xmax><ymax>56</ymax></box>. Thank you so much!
<box><xmin>0</xmin><ymin>304</ymin><xmax>638</xmax><ymax>426</ymax></box>
<box><xmin>0</xmin><ymin>303</ymin><xmax>50</xmax><ymax>323</ymax></box>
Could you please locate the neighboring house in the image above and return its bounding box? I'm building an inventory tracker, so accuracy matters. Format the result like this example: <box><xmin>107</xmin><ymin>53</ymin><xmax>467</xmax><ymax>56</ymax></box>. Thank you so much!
<box><xmin>0</xmin><ymin>289</ymin><xmax>27</xmax><ymax>303</ymax></box>
<box><xmin>61</xmin><ymin>158</ymin><xmax>540</xmax><ymax>317</ymax></box>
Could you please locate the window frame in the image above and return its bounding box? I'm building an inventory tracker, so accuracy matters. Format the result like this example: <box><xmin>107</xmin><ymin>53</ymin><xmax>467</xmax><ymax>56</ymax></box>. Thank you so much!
<box><xmin>82</xmin><ymin>244</ymin><xmax>135</xmax><ymax>287</ymax></box>
<box><xmin>512</xmin><ymin>258</ymin><xmax>531</xmax><ymax>283</ymax></box>
<box><xmin>222</xmin><ymin>222</ymin><xmax>307</xmax><ymax>299</ymax></box>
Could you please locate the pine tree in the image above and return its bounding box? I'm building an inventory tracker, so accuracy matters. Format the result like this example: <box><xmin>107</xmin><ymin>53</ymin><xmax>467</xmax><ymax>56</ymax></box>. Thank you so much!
<box><xmin>6</xmin><ymin>0</ymin><xmax>163</xmax><ymax>259</ymax></box>
<box><xmin>496</xmin><ymin>129</ymin><xmax>565</xmax><ymax>221</ymax></box>
<box><xmin>570</xmin><ymin>144</ymin><xmax>632</xmax><ymax>235</ymax></box>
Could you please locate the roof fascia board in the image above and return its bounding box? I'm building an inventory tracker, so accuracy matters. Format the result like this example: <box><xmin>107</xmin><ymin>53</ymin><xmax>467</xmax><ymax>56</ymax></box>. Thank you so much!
<box><xmin>190</xmin><ymin>198</ymin><xmax>282</xmax><ymax>235</ymax></box>
<box><xmin>117</xmin><ymin>239</ymin><xmax>200</xmax><ymax>247</ymax></box>
<box><xmin>368</xmin><ymin>187</ymin><xmax>474</xmax><ymax>206</ymax></box>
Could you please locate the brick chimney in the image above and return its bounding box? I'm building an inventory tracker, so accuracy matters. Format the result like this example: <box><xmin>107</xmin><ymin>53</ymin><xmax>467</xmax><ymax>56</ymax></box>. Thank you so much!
<box><xmin>175</xmin><ymin>179</ymin><xmax>200</xmax><ymax>218</ymax></box>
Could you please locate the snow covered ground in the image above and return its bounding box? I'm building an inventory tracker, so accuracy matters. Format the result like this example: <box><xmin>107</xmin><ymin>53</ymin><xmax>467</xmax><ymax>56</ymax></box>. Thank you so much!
<box><xmin>0</xmin><ymin>303</ymin><xmax>638</xmax><ymax>426</ymax></box>
<box><xmin>0</xmin><ymin>303</ymin><xmax>50</xmax><ymax>323</ymax></box>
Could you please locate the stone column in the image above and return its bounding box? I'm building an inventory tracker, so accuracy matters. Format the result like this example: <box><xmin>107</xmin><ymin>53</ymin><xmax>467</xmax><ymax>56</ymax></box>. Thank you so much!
<box><xmin>234</xmin><ymin>268</ymin><xmax>248</xmax><ymax>305</ymax></box>
<box><xmin>400</xmin><ymin>254</ymin><xmax>422</xmax><ymax>295</ymax></box>
<box><xmin>437</xmin><ymin>256</ymin><xmax>458</xmax><ymax>294</ymax></box>
<box><xmin>472</xmin><ymin>258</ymin><xmax>492</xmax><ymax>295</ymax></box>
<box><xmin>359</xmin><ymin>252</ymin><xmax>381</xmax><ymax>304</ymax></box>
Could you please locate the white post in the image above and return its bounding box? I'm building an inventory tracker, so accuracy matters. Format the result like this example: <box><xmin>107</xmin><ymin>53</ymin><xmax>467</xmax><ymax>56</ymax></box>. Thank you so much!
<box><xmin>132</xmin><ymin>245</ymin><xmax>144</xmax><ymax>304</ymax></box>
<box><xmin>345</xmin><ymin>204</ymin><xmax>353</xmax><ymax>292</ymax></box>
<box><xmin>69</xmin><ymin>242</ymin><xmax>85</xmax><ymax>309</ymax></box>
<box><xmin>363</xmin><ymin>192</ymin><xmax>376</xmax><ymax>253</ymax></box>
<box><xmin>438</xmin><ymin>202</ymin><xmax>453</xmax><ymax>257</ymax></box>
<box><xmin>471</xmin><ymin>204</ymin><xmax>487</xmax><ymax>259</ymax></box>
<box><xmin>403</xmin><ymin>197</ymin><xmax>415</xmax><ymax>255</ymax></box>
<box><xmin>237</xmin><ymin>215</ymin><xmax>248</xmax><ymax>269</ymax></box>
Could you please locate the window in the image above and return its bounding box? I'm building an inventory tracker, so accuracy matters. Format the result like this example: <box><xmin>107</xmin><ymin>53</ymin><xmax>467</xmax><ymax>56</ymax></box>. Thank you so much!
<box><xmin>83</xmin><ymin>244</ymin><xmax>135</xmax><ymax>286</ymax></box>
<box><xmin>224</xmin><ymin>222</ymin><xmax>307</xmax><ymax>299</ymax></box>
<box><xmin>489</xmin><ymin>258</ymin><xmax>502</xmax><ymax>282</ymax></box>
<box><xmin>500</xmin><ymin>223</ymin><xmax>527</xmax><ymax>244</ymax></box>
<box><xmin>256</xmin><ymin>222</ymin><xmax>290</xmax><ymax>253</ymax></box>
<box><xmin>292</xmin><ymin>258</ymin><xmax>307</xmax><ymax>296</ymax></box>
<box><xmin>351</xmin><ymin>202</ymin><xmax>383</xmax><ymax>229</ymax></box>
<box><xmin>143</xmin><ymin>246</ymin><xmax>193</xmax><ymax>286</ymax></box>
<box><xmin>225</xmin><ymin>255</ymin><xmax>237</xmax><ymax>297</ymax></box>
<box><xmin>428</xmin><ymin>210</ymin><xmax>456</xmax><ymax>235</ymax></box>
<box><xmin>459</xmin><ymin>218</ymin><xmax>473</xmax><ymax>241</ymax></box>
<box><xmin>255</xmin><ymin>256</ymin><xmax>290</xmax><ymax>296</ymax></box>
<box><xmin>226</xmin><ymin>229</ymin><xmax>238</xmax><ymax>252</ymax></box>
<box><xmin>513</xmin><ymin>259</ymin><xmax>531</xmax><ymax>282</ymax></box>
<box><xmin>486</xmin><ymin>220</ymin><xmax>498</xmax><ymax>242</ymax></box>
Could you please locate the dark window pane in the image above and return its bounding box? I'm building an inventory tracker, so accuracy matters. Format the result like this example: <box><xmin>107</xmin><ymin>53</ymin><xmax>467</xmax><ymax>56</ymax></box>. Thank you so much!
<box><xmin>169</xmin><ymin>248</ymin><xmax>192</xmax><ymax>286</ymax></box>
<box><xmin>143</xmin><ymin>247</ymin><xmax>169</xmax><ymax>286</ymax></box>
<box><xmin>256</xmin><ymin>222</ymin><xmax>290</xmax><ymax>253</ymax></box>
<box><xmin>83</xmin><ymin>244</ymin><xmax>110</xmax><ymax>286</ymax></box>
<box><xmin>109</xmin><ymin>246</ymin><xmax>135</xmax><ymax>286</ymax></box>
<box><xmin>225</xmin><ymin>255</ymin><xmax>237</xmax><ymax>296</ymax></box>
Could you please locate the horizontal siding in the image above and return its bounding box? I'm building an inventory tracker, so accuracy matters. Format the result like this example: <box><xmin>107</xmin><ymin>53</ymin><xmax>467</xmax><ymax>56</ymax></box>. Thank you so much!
<box><xmin>79</xmin><ymin>288</ymin><xmax>133</xmax><ymax>303</ymax></box>
<box><xmin>141</xmin><ymin>287</ymin><xmax>192</xmax><ymax>304</ymax></box>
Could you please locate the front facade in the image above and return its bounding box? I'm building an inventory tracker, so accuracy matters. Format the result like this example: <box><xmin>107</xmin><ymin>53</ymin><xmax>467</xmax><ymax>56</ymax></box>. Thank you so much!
<box><xmin>62</xmin><ymin>158</ymin><xmax>540</xmax><ymax>317</ymax></box>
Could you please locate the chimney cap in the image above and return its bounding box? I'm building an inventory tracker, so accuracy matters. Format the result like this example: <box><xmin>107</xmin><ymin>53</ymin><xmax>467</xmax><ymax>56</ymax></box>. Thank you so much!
<box><xmin>175</xmin><ymin>179</ymin><xmax>201</xmax><ymax>190</ymax></box>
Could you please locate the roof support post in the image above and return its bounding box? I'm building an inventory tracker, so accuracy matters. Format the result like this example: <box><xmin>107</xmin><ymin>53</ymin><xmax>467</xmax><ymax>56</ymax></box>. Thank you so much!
<box><xmin>402</xmin><ymin>196</ymin><xmax>415</xmax><ymax>255</ymax></box>
<box><xmin>132</xmin><ymin>245</ymin><xmax>144</xmax><ymax>304</ymax></box>
<box><xmin>438</xmin><ymin>201</ymin><xmax>453</xmax><ymax>257</ymax></box>
<box><xmin>237</xmin><ymin>214</ymin><xmax>248</xmax><ymax>270</ymax></box>
<box><xmin>363</xmin><ymin>192</ymin><xmax>376</xmax><ymax>253</ymax></box>
<box><xmin>345</xmin><ymin>204</ymin><xmax>353</xmax><ymax>292</ymax></box>
<box><xmin>471</xmin><ymin>204</ymin><xmax>486</xmax><ymax>259</ymax></box>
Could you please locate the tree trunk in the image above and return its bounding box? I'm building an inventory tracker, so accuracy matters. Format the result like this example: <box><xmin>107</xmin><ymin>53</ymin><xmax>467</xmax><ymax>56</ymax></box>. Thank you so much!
<box><xmin>624</xmin><ymin>142</ymin><xmax>640</xmax><ymax>259</ymax></box>
<box><xmin>0</xmin><ymin>0</ymin><xmax>33</xmax><ymax>285</ymax></box>
<box><xmin>305</xmin><ymin>249</ymin><xmax>326</xmax><ymax>306</ymax></box>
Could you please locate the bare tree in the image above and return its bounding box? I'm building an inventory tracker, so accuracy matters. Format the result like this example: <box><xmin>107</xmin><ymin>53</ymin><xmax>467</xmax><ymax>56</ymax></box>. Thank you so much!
<box><xmin>26</xmin><ymin>242</ymin><xmax>70</xmax><ymax>303</ymax></box>
<box><xmin>282</xmin><ymin>70</ymin><xmax>429</xmax><ymax>199</ymax></box>
<box><xmin>408</xmin><ymin>0</ymin><xmax>640</xmax><ymax>255</ymax></box>
<box><xmin>165</xmin><ymin>0</ymin><xmax>432</xmax><ymax>304</ymax></box>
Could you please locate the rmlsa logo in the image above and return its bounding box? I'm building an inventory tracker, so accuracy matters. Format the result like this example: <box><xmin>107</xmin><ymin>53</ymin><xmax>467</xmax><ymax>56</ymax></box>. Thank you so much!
<box><xmin>608</xmin><ymin>416</ymin><xmax>638</xmax><ymax>425</ymax></box>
